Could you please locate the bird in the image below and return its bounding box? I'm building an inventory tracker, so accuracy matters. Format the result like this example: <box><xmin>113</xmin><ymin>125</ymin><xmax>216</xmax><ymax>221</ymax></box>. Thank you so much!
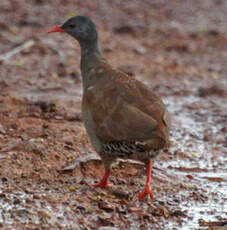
<box><xmin>48</xmin><ymin>16</ymin><xmax>171</xmax><ymax>200</ymax></box>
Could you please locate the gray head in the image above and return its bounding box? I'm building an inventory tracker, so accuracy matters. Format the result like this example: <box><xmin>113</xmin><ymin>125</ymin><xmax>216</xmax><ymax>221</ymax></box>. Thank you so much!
<box><xmin>62</xmin><ymin>16</ymin><xmax>98</xmax><ymax>43</ymax></box>
<box><xmin>48</xmin><ymin>16</ymin><xmax>98</xmax><ymax>45</ymax></box>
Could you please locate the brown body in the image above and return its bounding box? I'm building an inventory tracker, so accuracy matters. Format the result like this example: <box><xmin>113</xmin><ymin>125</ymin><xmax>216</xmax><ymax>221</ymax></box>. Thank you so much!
<box><xmin>81</xmin><ymin>54</ymin><xmax>171</xmax><ymax>168</ymax></box>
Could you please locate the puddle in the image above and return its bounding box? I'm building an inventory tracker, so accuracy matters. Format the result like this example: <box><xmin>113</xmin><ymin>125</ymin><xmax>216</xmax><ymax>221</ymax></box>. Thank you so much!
<box><xmin>160</xmin><ymin>94</ymin><xmax>227</xmax><ymax>229</ymax></box>
<box><xmin>0</xmin><ymin>188</ymin><xmax>80</xmax><ymax>229</ymax></box>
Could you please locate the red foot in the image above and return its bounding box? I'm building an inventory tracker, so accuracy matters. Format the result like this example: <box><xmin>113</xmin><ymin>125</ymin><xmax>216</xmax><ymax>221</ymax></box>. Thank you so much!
<box><xmin>93</xmin><ymin>181</ymin><xmax>111</xmax><ymax>188</ymax></box>
<box><xmin>93</xmin><ymin>170</ymin><xmax>111</xmax><ymax>188</ymax></box>
<box><xmin>137</xmin><ymin>161</ymin><xmax>154</xmax><ymax>200</ymax></box>
<box><xmin>137</xmin><ymin>185</ymin><xmax>154</xmax><ymax>200</ymax></box>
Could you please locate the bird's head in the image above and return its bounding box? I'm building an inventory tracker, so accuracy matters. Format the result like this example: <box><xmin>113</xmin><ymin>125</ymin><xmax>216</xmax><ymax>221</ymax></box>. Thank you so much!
<box><xmin>48</xmin><ymin>16</ymin><xmax>98</xmax><ymax>44</ymax></box>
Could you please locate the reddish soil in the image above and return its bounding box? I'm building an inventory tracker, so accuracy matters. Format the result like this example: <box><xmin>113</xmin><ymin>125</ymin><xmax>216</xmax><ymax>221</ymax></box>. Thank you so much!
<box><xmin>0</xmin><ymin>0</ymin><xmax>226</xmax><ymax>229</ymax></box>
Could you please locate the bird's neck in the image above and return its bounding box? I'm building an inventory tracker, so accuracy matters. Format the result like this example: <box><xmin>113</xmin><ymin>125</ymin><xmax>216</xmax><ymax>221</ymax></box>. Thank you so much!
<box><xmin>80</xmin><ymin>40</ymin><xmax>102</xmax><ymax>58</ymax></box>
<box><xmin>80</xmin><ymin>41</ymin><xmax>106</xmax><ymax>89</ymax></box>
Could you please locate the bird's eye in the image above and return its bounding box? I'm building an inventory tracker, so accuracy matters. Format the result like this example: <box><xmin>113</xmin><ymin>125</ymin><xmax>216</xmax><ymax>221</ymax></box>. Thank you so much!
<box><xmin>69</xmin><ymin>24</ymin><xmax>75</xmax><ymax>29</ymax></box>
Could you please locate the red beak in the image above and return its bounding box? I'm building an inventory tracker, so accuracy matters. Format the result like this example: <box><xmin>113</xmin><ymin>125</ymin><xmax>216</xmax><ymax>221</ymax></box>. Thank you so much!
<box><xmin>47</xmin><ymin>25</ymin><xmax>65</xmax><ymax>33</ymax></box>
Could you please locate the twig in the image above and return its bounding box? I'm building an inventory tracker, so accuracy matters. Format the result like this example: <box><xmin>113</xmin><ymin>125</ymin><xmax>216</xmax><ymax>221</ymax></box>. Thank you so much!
<box><xmin>0</xmin><ymin>39</ymin><xmax>35</xmax><ymax>61</ymax></box>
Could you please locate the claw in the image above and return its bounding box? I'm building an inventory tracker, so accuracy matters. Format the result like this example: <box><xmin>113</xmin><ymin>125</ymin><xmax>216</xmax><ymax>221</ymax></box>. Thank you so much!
<box><xmin>93</xmin><ymin>181</ymin><xmax>111</xmax><ymax>188</ymax></box>
<box><xmin>93</xmin><ymin>169</ymin><xmax>111</xmax><ymax>188</ymax></box>
<box><xmin>137</xmin><ymin>185</ymin><xmax>154</xmax><ymax>200</ymax></box>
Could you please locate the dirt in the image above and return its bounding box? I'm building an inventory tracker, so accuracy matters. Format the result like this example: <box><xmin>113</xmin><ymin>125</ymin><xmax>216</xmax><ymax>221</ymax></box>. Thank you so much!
<box><xmin>0</xmin><ymin>0</ymin><xmax>226</xmax><ymax>229</ymax></box>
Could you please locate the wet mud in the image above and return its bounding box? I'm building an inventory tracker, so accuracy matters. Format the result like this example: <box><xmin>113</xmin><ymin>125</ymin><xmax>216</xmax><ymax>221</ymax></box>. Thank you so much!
<box><xmin>0</xmin><ymin>0</ymin><xmax>226</xmax><ymax>229</ymax></box>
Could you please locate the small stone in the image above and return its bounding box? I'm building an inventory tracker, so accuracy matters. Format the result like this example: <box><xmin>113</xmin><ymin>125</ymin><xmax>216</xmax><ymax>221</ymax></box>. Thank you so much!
<box><xmin>69</xmin><ymin>185</ymin><xmax>77</xmax><ymax>191</ymax></box>
<box><xmin>99</xmin><ymin>227</ymin><xmax>119</xmax><ymax>230</ymax></box>
<box><xmin>134</xmin><ymin>46</ymin><xmax>147</xmax><ymax>55</ymax></box>
<box><xmin>0</xmin><ymin>124</ymin><xmax>6</xmax><ymax>134</ymax></box>
<box><xmin>38</xmin><ymin>210</ymin><xmax>51</xmax><ymax>218</ymax></box>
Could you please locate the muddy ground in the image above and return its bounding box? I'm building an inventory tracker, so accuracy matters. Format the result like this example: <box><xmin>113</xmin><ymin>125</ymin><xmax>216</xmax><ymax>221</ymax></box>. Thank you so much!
<box><xmin>0</xmin><ymin>0</ymin><xmax>226</xmax><ymax>229</ymax></box>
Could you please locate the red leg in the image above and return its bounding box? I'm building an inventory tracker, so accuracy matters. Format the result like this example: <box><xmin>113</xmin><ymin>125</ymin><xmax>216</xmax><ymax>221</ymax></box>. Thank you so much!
<box><xmin>93</xmin><ymin>169</ymin><xmax>111</xmax><ymax>188</ymax></box>
<box><xmin>137</xmin><ymin>161</ymin><xmax>154</xmax><ymax>200</ymax></box>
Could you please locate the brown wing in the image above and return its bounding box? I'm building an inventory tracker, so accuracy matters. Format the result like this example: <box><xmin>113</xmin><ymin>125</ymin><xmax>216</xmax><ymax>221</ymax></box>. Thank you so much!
<box><xmin>83</xmin><ymin>61</ymin><xmax>170</xmax><ymax>150</ymax></box>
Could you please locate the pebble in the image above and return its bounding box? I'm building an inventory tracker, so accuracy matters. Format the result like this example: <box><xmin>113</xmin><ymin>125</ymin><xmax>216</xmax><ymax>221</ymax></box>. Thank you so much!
<box><xmin>98</xmin><ymin>227</ymin><xmax>119</xmax><ymax>230</ymax></box>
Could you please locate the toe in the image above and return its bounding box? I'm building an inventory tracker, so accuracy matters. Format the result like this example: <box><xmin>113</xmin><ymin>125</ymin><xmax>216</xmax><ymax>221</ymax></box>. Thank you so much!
<box><xmin>137</xmin><ymin>187</ymin><xmax>154</xmax><ymax>200</ymax></box>
<box><xmin>93</xmin><ymin>182</ymin><xmax>111</xmax><ymax>188</ymax></box>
